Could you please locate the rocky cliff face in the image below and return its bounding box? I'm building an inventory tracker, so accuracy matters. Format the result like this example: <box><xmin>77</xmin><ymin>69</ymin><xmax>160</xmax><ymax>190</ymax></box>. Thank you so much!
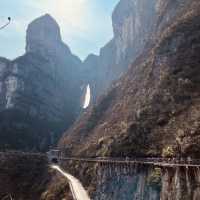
<box><xmin>26</xmin><ymin>14</ymin><xmax>62</xmax><ymax>54</ymax></box>
<box><xmin>161</xmin><ymin>167</ymin><xmax>200</xmax><ymax>200</ymax></box>
<box><xmin>59</xmin><ymin>0</ymin><xmax>200</xmax><ymax>199</ymax></box>
<box><xmin>0</xmin><ymin>14</ymin><xmax>83</xmax><ymax>151</ymax></box>
<box><xmin>1</xmin><ymin>0</ymin><xmax>200</xmax><ymax>199</ymax></box>
<box><xmin>84</xmin><ymin>0</ymin><xmax>186</xmax><ymax>100</ymax></box>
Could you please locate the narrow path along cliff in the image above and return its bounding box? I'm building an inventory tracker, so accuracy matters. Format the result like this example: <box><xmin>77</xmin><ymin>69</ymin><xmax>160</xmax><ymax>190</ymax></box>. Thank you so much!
<box><xmin>51</xmin><ymin>165</ymin><xmax>91</xmax><ymax>200</ymax></box>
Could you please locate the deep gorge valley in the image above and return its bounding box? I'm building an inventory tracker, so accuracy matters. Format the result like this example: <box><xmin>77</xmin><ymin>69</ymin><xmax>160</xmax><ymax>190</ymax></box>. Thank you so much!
<box><xmin>0</xmin><ymin>0</ymin><xmax>200</xmax><ymax>199</ymax></box>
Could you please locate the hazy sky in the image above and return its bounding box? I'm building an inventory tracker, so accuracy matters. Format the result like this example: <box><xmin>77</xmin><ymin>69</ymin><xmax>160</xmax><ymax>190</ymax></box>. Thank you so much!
<box><xmin>0</xmin><ymin>0</ymin><xmax>119</xmax><ymax>61</ymax></box>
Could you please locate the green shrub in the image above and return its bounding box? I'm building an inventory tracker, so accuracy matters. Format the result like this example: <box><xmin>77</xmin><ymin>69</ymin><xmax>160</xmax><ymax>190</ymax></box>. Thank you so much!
<box><xmin>147</xmin><ymin>167</ymin><xmax>162</xmax><ymax>189</ymax></box>
<box><xmin>162</xmin><ymin>146</ymin><xmax>174</xmax><ymax>158</ymax></box>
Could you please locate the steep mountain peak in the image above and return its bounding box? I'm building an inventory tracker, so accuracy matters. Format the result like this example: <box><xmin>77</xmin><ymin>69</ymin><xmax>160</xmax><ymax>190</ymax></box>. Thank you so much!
<box><xmin>26</xmin><ymin>14</ymin><xmax>62</xmax><ymax>53</ymax></box>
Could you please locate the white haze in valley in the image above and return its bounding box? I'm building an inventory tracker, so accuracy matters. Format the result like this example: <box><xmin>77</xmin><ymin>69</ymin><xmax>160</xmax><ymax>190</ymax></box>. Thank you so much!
<box><xmin>51</xmin><ymin>165</ymin><xmax>91</xmax><ymax>200</ymax></box>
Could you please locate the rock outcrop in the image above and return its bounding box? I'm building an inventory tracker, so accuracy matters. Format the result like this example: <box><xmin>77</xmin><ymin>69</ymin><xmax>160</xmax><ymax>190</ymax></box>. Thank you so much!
<box><xmin>26</xmin><ymin>14</ymin><xmax>62</xmax><ymax>54</ymax></box>
<box><xmin>0</xmin><ymin>14</ymin><xmax>83</xmax><ymax>151</ymax></box>
<box><xmin>94</xmin><ymin>165</ymin><xmax>160</xmax><ymax>200</ymax></box>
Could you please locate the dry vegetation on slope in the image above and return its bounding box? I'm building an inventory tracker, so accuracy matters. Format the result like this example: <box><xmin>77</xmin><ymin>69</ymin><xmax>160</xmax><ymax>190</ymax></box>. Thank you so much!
<box><xmin>60</xmin><ymin>1</ymin><xmax>200</xmax><ymax>160</ymax></box>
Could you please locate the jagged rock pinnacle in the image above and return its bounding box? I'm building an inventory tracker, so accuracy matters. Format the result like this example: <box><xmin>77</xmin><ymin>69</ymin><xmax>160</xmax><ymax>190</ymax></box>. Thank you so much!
<box><xmin>26</xmin><ymin>14</ymin><xmax>62</xmax><ymax>53</ymax></box>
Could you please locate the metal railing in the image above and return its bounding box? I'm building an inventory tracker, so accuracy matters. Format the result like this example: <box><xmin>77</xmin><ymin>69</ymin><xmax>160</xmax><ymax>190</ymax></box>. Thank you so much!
<box><xmin>60</xmin><ymin>157</ymin><xmax>200</xmax><ymax>167</ymax></box>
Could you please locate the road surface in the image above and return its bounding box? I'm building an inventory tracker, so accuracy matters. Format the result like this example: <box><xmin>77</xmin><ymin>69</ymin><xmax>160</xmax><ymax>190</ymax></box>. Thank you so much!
<box><xmin>51</xmin><ymin>165</ymin><xmax>90</xmax><ymax>200</ymax></box>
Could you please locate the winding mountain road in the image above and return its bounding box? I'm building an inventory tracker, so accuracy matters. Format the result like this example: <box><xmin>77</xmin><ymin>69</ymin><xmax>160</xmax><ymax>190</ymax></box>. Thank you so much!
<box><xmin>51</xmin><ymin>165</ymin><xmax>90</xmax><ymax>200</ymax></box>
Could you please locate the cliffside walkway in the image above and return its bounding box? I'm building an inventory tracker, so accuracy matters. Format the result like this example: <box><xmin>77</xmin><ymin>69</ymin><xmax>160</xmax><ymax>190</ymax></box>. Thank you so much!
<box><xmin>60</xmin><ymin>157</ymin><xmax>200</xmax><ymax>168</ymax></box>
<box><xmin>2</xmin><ymin>151</ymin><xmax>198</xmax><ymax>168</ymax></box>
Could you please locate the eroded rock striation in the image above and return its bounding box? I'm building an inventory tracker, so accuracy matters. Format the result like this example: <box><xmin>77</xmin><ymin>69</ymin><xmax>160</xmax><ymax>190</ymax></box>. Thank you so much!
<box><xmin>84</xmin><ymin>0</ymin><xmax>190</xmax><ymax>100</ymax></box>
<box><xmin>0</xmin><ymin>1</ymin><xmax>193</xmax><ymax>152</ymax></box>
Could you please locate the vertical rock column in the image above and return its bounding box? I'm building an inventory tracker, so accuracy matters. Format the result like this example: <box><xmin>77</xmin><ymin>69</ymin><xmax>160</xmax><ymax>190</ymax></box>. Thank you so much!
<box><xmin>161</xmin><ymin>167</ymin><xmax>200</xmax><ymax>200</ymax></box>
<box><xmin>94</xmin><ymin>164</ymin><xmax>160</xmax><ymax>200</ymax></box>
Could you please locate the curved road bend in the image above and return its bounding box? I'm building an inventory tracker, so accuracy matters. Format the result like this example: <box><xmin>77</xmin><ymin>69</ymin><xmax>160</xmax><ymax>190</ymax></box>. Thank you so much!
<box><xmin>51</xmin><ymin>165</ymin><xmax>90</xmax><ymax>200</ymax></box>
